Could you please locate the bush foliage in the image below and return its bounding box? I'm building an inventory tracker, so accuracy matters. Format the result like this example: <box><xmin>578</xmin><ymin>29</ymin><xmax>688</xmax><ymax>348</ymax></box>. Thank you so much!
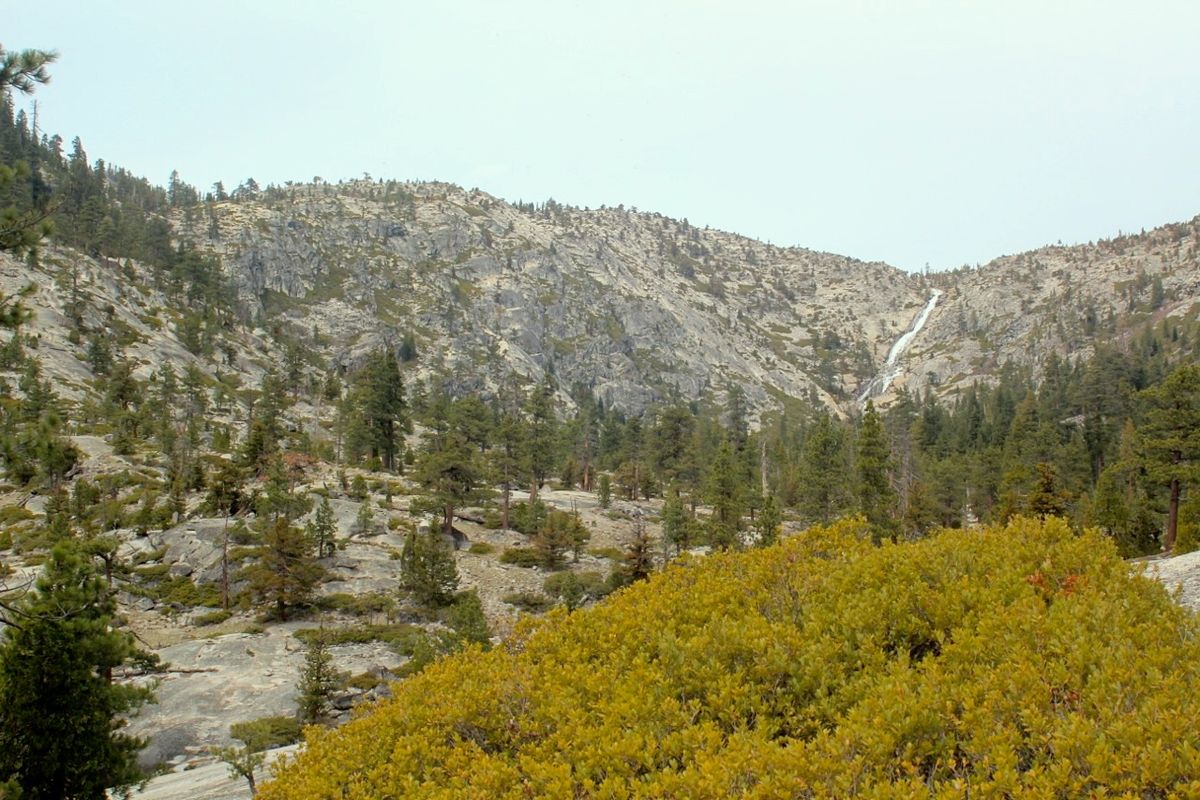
<box><xmin>261</xmin><ymin>516</ymin><xmax>1200</xmax><ymax>798</ymax></box>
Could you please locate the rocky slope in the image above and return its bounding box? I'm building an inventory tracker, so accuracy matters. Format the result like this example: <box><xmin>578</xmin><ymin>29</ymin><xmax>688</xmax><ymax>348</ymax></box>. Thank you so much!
<box><xmin>900</xmin><ymin>218</ymin><xmax>1200</xmax><ymax>400</ymax></box>
<box><xmin>164</xmin><ymin>181</ymin><xmax>1200</xmax><ymax>414</ymax></box>
<box><xmin>175</xmin><ymin>180</ymin><xmax>931</xmax><ymax>416</ymax></box>
<box><xmin>7</xmin><ymin>180</ymin><xmax>1199</xmax><ymax>419</ymax></box>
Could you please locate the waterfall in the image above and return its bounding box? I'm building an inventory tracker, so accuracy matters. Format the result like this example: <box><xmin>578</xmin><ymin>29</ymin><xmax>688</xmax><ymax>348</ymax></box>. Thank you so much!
<box><xmin>858</xmin><ymin>289</ymin><xmax>942</xmax><ymax>404</ymax></box>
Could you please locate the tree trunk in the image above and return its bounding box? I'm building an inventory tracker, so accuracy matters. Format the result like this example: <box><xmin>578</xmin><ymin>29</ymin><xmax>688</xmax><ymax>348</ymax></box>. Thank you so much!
<box><xmin>1166</xmin><ymin>477</ymin><xmax>1181</xmax><ymax>552</ymax></box>
<box><xmin>221</xmin><ymin>514</ymin><xmax>230</xmax><ymax>610</ymax></box>
<box><xmin>502</xmin><ymin>484</ymin><xmax>511</xmax><ymax>530</ymax></box>
<box><xmin>760</xmin><ymin>438</ymin><xmax>768</xmax><ymax>497</ymax></box>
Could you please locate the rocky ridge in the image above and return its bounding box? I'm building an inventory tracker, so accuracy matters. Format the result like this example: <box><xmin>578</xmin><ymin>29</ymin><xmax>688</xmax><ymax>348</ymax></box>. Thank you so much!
<box><xmin>904</xmin><ymin>218</ymin><xmax>1200</xmax><ymax>399</ymax></box>
<box><xmin>176</xmin><ymin>181</ymin><xmax>929</xmax><ymax>416</ymax></box>
<box><xmin>166</xmin><ymin>181</ymin><xmax>1200</xmax><ymax>414</ymax></box>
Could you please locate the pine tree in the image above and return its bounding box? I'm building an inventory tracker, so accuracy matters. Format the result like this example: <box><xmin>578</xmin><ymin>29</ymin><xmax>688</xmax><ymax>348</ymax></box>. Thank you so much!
<box><xmin>797</xmin><ymin>411</ymin><xmax>851</xmax><ymax>524</ymax></box>
<box><xmin>900</xmin><ymin>479</ymin><xmax>941</xmax><ymax>539</ymax></box>
<box><xmin>661</xmin><ymin>488</ymin><xmax>690</xmax><ymax>555</ymax></box>
<box><xmin>354</xmin><ymin>499</ymin><xmax>375</xmax><ymax>535</ymax></box>
<box><xmin>1140</xmin><ymin>365</ymin><xmax>1200</xmax><ymax>551</ymax></box>
<box><xmin>0</xmin><ymin>45</ymin><xmax>57</xmax><ymax>258</ymax></box>
<box><xmin>245</xmin><ymin>517</ymin><xmax>323</xmax><ymax>620</ymax></box>
<box><xmin>447</xmin><ymin>590</ymin><xmax>490</xmax><ymax>646</ymax></box>
<box><xmin>306</xmin><ymin>494</ymin><xmax>337</xmax><ymax>558</ymax></box>
<box><xmin>525</xmin><ymin>376</ymin><xmax>559</xmax><ymax>502</ymax></box>
<box><xmin>412</xmin><ymin>398</ymin><xmax>488</xmax><ymax>545</ymax></box>
<box><xmin>0</xmin><ymin>544</ymin><xmax>155</xmax><ymax>799</ymax></box>
<box><xmin>206</xmin><ymin>458</ymin><xmax>244</xmax><ymax>609</ymax></box>
<box><xmin>489</xmin><ymin>405</ymin><xmax>525</xmax><ymax>530</ymax></box>
<box><xmin>856</xmin><ymin>401</ymin><xmax>896</xmax><ymax>542</ymax></box>
<box><xmin>754</xmin><ymin>494</ymin><xmax>782</xmax><ymax>547</ymax></box>
<box><xmin>704</xmin><ymin>440</ymin><xmax>742</xmax><ymax>549</ymax></box>
<box><xmin>617</xmin><ymin>514</ymin><xmax>654</xmax><ymax>584</ymax></box>
<box><xmin>1028</xmin><ymin>462</ymin><xmax>1069</xmax><ymax>518</ymax></box>
<box><xmin>399</xmin><ymin>529</ymin><xmax>459</xmax><ymax>608</ymax></box>
<box><xmin>1091</xmin><ymin>421</ymin><xmax>1160</xmax><ymax>557</ymax></box>
<box><xmin>650</xmin><ymin>404</ymin><xmax>696</xmax><ymax>486</ymax></box>
<box><xmin>258</xmin><ymin>454</ymin><xmax>311</xmax><ymax>522</ymax></box>
<box><xmin>597</xmin><ymin>474</ymin><xmax>612</xmax><ymax>508</ymax></box>
<box><xmin>296</xmin><ymin>634</ymin><xmax>341</xmax><ymax>725</ymax></box>
<box><xmin>241</xmin><ymin>372</ymin><xmax>286</xmax><ymax>474</ymax></box>
<box><xmin>345</xmin><ymin>349</ymin><xmax>408</xmax><ymax>471</ymax></box>
<box><xmin>0</xmin><ymin>46</ymin><xmax>56</xmax><ymax>98</ymax></box>
<box><xmin>533</xmin><ymin>510</ymin><xmax>583</xmax><ymax>569</ymax></box>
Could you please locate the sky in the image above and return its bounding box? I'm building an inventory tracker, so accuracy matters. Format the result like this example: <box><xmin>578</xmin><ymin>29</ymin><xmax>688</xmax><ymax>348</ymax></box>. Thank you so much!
<box><xmin>6</xmin><ymin>1</ymin><xmax>1200</xmax><ymax>272</ymax></box>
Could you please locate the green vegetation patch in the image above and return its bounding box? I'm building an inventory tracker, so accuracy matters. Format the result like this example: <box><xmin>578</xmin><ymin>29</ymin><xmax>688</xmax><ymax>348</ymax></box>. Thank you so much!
<box><xmin>194</xmin><ymin>609</ymin><xmax>233</xmax><ymax>626</ymax></box>
<box><xmin>498</xmin><ymin>547</ymin><xmax>543</xmax><ymax>568</ymax></box>
<box><xmin>294</xmin><ymin>623</ymin><xmax>421</xmax><ymax>649</ymax></box>
<box><xmin>314</xmin><ymin>591</ymin><xmax>396</xmax><ymax>617</ymax></box>
<box><xmin>500</xmin><ymin>591</ymin><xmax>553</xmax><ymax>614</ymax></box>
<box><xmin>230</xmin><ymin>716</ymin><xmax>303</xmax><ymax>751</ymax></box>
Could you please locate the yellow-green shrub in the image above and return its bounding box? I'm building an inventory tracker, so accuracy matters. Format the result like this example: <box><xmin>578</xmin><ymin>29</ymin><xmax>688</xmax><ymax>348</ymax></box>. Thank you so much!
<box><xmin>260</xmin><ymin>517</ymin><xmax>1200</xmax><ymax>799</ymax></box>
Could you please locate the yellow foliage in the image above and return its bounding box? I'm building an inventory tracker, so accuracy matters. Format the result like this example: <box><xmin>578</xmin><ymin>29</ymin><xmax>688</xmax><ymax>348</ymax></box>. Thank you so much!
<box><xmin>259</xmin><ymin>517</ymin><xmax>1200</xmax><ymax>799</ymax></box>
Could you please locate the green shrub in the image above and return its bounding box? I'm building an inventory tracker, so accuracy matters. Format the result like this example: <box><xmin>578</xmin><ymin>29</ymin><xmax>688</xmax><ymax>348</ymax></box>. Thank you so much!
<box><xmin>133</xmin><ymin>563</ymin><xmax>171</xmax><ymax>579</ymax></box>
<box><xmin>346</xmin><ymin>671</ymin><xmax>384</xmax><ymax>691</ymax></box>
<box><xmin>294</xmin><ymin>624</ymin><xmax>420</xmax><ymax>649</ymax></box>
<box><xmin>131</xmin><ymin>546</ymin><xmax>167</xmax><ymax>566</ymax></box>
<box><xmin>13</xmin><ymin>527</ymin><xmax>57</xmax><ymax>554</ymax></box>
<box><xmin>501</xmin><ymin>591</ymin><xmax>553</xmax><ymax>613</ymax></box>
<box><xmin>467</xmin><ymin>542</ymin><xmax>496</xmax><ymax>555</ymax></box>
<box><xmin>230</xmin><ymin>523</ymin><xmax>257</xmax><ymax>546</ymax></box>
<box><xmin>195</xmin><ymin>609</ymin><xmax>233</xmax><ymax>626</ymax></box>
<box><xmin>315</xmin><ymin>592</ymin><xmax>396</xmax><ymax>617</ymax></box>
<box><xmin>230</xmin><ymin>716</ymin><xmax>302</xmax><ymax>751</ymax></box>
<box><xmin>227</xmin><ymin>546</ymin><xmax>260</xmax><ymax>562</ymax></box>
<box><xmin>498</xmin><ymin>547</ymin><xmax>543</xmax><ymax>568</ymax></box>
<box><xmin>543</xmin><ymin>570</ymin><xmax>609</xmax><ymax>610</ymax></box>
<box><xmin>141</xmin><ymin>575</ymin><xmax>222</xmax><ymax>608</ymax></box>
<box><xmin>0</xmin><ymin>506</ymin><xmax>34</xmax><ymax>526</ymax></box>
<box><xmin>509</xmin><ymin>501</ymin><xmax>548</xmax><ymax>535</ymax></box>
<box><xmin>586</xmin><ymin>546</ymin><xmax>623</xmax><ymax>562</ymax></box>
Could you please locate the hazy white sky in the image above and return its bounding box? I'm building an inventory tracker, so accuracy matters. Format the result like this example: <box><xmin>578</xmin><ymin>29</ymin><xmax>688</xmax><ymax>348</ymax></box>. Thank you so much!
<box><xmin>7</xmin><ymin>1</ymin><xmax>1199</xmax><ymax>271</ymax></box>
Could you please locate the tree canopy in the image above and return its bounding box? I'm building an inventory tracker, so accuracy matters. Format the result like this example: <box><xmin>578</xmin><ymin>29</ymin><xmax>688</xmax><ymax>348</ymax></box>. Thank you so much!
<box><xmin>0</xmin><ymin>544</ymin><xmax>155</xmax><ymax>800</ymax></box>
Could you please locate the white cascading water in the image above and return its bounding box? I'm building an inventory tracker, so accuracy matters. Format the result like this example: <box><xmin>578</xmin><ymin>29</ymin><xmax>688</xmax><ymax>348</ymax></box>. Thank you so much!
<box><xmin>858</xmin><ymin>289</ymin><xmax>943</xmax><ymax>404</ymax></box>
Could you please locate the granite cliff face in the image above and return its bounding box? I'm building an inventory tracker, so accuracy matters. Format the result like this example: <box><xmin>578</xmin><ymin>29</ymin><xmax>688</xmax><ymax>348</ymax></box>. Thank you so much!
<box><xmin>167</xmin><ymin>180</ymin><xmax>1200</xmax><ymax>415</ymax></box>
<box><xmin>173</xmin><ymin>180</ymin><xmax>930</xmax><ymax>416</ymax></box>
